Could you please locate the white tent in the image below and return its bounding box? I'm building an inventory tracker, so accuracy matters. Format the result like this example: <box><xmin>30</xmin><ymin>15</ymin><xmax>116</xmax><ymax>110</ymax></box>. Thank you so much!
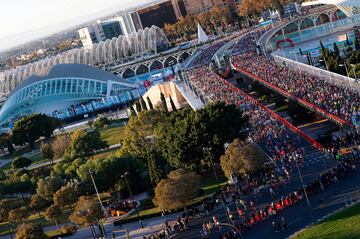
<box><xmin>197</xmin><ymin>24</ymin><xmax>209</xmax><ymax>43</ymax></box>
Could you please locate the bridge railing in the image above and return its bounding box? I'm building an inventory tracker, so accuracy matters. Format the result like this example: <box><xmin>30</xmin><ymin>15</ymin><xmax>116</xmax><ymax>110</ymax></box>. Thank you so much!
<box><xmin>231</xmin><ymin>58</ymin><xmax>354</xmax><ymax>128</ymax></box>
<box><xmin>221</xmin><ymin>76</ymin><xmax>324</xmax><ymax>151</ymax></box>
<box><xmin>272</xmin><ymin>54</ymin><xmax>360</xmax><ymax>93</ymax></box>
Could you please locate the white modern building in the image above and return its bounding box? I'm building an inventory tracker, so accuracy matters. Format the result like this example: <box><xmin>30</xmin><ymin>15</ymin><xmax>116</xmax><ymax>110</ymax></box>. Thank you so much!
<box><xmin>302</xmin><ymin>0</ymin><xmax>360</xmax><ymax>16</ymax></box>
<box><xmin>79</xmin><ymin>16</ymin><xmax>134</xmax><ymax>48</ymax></box>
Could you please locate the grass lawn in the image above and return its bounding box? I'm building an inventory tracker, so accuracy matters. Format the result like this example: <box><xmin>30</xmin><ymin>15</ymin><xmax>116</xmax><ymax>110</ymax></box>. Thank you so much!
<box><xmin>0</xmin><ymin>209</ymin><xmax>72</xmax><ymax>237</ymax></box>
<box><xmin>292</xmin><ymin>203</ymin><xmax>360</xmax><ymax>239</ymax></box>
<box><xmin>100</xmin><ymin>124</ymin><xmax>125</xmax><ymax>146</ymax></box>
<box><xmin>125</xmin><ymin>175</ymin><xmax>228</xmax><ymax>220</ymax></box>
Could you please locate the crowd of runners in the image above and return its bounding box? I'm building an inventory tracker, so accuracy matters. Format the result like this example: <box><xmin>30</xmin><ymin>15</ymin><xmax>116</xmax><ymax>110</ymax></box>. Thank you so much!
<box><xmin>232</xmin><ymin>52</ymin><xmax>360</xmax><ymax>124</ymax></box>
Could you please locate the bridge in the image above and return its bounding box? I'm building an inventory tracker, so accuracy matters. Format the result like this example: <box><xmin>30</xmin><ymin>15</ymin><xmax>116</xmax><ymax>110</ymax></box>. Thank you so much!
<box><xmin>256</xmin><ymin>5</ymin><xmax>352</xmax><ymax>54</ymax></box>
<box><xmin>110</xmin><ymin>47</ymin><xmax>199</xmax><ymax>78</ymax></box>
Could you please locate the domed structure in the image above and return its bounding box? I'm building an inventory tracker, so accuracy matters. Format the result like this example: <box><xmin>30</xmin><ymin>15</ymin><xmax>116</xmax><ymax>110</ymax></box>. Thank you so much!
<box><xmin>0</xmin><ymin>26</ymin><xmax>170</xmax><ymax>97</ymax></box>
<box><xmin>0</xmin><ymin>64</ymin><xmax>140</xmax><ymax>125</ymax></box>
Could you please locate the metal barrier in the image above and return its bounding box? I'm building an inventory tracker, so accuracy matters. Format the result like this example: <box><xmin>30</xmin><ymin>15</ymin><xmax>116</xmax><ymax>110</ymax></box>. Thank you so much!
<box><xmin>272</xmin><ymin>54</ymin><xmax>360</xmax><ymax>93</ymax></box>
<box><xmin>220</xmin><ymin>78</ymin><xmax>324</xmax><ymax>151</ymax></box>
<box><xmin>231</xmin><ymin>59</ymin><xmax>353</xmax><ymax>128</ymax></box>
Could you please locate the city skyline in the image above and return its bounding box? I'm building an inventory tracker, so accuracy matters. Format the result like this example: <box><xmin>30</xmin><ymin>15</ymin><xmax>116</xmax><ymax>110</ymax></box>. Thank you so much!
<box><xmin>0</xmin><ymin>0</ymin><xmax>155</xmax><ymax>51</ymax></box>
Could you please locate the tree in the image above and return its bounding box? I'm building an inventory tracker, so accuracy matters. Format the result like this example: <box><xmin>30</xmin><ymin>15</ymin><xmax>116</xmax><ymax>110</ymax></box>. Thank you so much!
<box><xmin>154</xmin><ymin>169</ymin><xmax>200</xmax><ymax>211</ymax></box>
<box><xmin>333</xmin><ymin>42</ymin><xmax>340</xmax><ymax>58</ymax></box>
<box><xmin>0</xmin><ymin>171</ymin><xmax>6</xmax><ymax>181</ymax></box>
<box><xmin>160</xmin><ymin>92</ymin><xmax>168</xmax><ymax>112</ymax></box>
<box><xmin>346</xmin><ymin>33</ymin><xmax>351</xmax><ymax>46</ymax></box>
<box><xmin>30</xmin><ymin>195</ymin><xmax>50</xmax><ymax>217</ymax></box>
<box><xmin>12</xmin><ymin>157</ymin><xmax>32</xmax><ymax>169</ymax></box>
<box><xmin>76</xmin><ymin>156</ymin><xmax>143</xmax><ymax>193</ymax></box>
<box><xmin>69</xmin><ymin>196</ymin><xmax>103</xmax><ymax>228</ymax></box>
<box><xmin>45</xmin><ymin>204</ymin><xmax>62</xmax><ymax>228</ymax></box>
<box><xmin>0</xmin><ymin>134</ymin><xmax>15</xmax><ymax>155</ymax></box>
<box><xmin>7</xmin><ymin>139</ymin><xmax>15</xmax><ymax>155</ymax></box>
<box><xmin>355</xmin><ymin>36</ymin><xmax>360</xmax><ymax>50</ymax></box>
<box><xmin>0</xmin><ymin>199</ymin><xmax>21</xmax><ymax>223</ymax></box>
<box><xmin>93</xmin><ymin>117</ymin><xmax>111</xmax><ymax>129</ymax></box>
<box><xmin>147</xmin><ymin>97</ymin><xmax>154</xmax><ymax>110</ymax></box>
<box><xmin>68</xmin><ymin>130</ymin><xmax>108</xmax><ymax>159</ymax></box>
<box><xmin>140</xmin><ymin>97</ymin><xmax>148</xmax><ymax>111</ymax></box>
<box><xmin>147</xmin><ymin>150</ymin><xmax>167</xmax><ymax>185</ymax></box>
<box><xmin>53</xmin><ymin>185</ymin><xmax>79</xmax><ymax>208</ymax></box>
<box><xmin>130</xmin><ymin>105</ymin><xmax>137</xmax><ymax>117</ymax></box>
<box><xmin>41</xmin><ymin>143</ymin><xmax>54</xmax><ymax>164</ymax></box>
<box><xmin>136</xmin><ymin>101</ymin><xmax>142</xmax><ymax>113</ymax></box>
<box><xmin>158</xmin><ymin>102</ymin><xmax>247</xmax><ymax>170</ymax></box>
<box><xmin>220</xmin><ymin>139</ymin><xmax>265</xmax><ymax>179</ymax></box>
<box><xmin>52</xmin><ymin>134</ymin><xmax>70</xmax><ymax>159</ymax></box>
<box><xmin>169</xmin><ymin>96</ymin><xmax>177</xmax><ymax>112</ymax></box>
<box><xmin>36</xmin><ymin>176</ymin><xmax>64</xmax><ymax>200</ymax></box>
<box><xmin>8</xmin><ymin>207</ymin><xmax>30</xmax><ymax>223</ymax></box>
<box><xmin>2</xmin><ymin>176</ymin><xmax>34</xmax><ymax>202</ymax></box>
<box><xmin>119</xmin><ymin>110</ymin><xmax>163</xmax><ymax>159</ymax></box>
<box><xmin>15</xmin><ymin>223</ymin><xmax>46</xmax><ymax>239</ymax></box>
<box><xmin>12</xmin><ymin>114</ymin><xmax>60</xmax><ymax>149</ymax></box>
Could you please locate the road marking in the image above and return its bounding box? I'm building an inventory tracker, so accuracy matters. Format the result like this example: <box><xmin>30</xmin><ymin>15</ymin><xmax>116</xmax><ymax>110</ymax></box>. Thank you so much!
<box><xmin>288</xmin><ymin>217</ymin><xmax>303</xmax><ymax>225</ymax></box>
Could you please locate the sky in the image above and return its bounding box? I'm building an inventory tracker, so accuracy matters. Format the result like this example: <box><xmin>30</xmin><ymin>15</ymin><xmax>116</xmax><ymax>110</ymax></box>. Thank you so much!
<box><xmin>0</xmin><ymin>0</ymin><xmax>154</xmax><ymax>51</ymax></box>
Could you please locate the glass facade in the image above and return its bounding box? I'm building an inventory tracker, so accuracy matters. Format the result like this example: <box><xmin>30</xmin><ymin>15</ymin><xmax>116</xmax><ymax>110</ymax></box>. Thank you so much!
<box><xmin>102</xmin><ymin>22</ymin><xmax>123</xmax><ymax>39</ymax></box>
<box><xmin>0</xmin><ymin>76</ymin><xmax>141</xmax><ymax>126</ymax></box>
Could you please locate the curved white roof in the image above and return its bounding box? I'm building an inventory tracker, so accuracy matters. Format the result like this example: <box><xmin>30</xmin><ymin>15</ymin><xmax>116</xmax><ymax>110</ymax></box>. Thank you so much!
<box><xmin>302</xmin><ymin>0</ymin><xmax>360</xmax><ymax>7</ymax></box>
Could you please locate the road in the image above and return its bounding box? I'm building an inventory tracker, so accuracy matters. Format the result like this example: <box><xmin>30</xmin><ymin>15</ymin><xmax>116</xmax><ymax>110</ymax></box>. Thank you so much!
<box><xmin>174</xmin><ymin>151</ymin><xmax>359</xmax><ymax>239</ymax></box>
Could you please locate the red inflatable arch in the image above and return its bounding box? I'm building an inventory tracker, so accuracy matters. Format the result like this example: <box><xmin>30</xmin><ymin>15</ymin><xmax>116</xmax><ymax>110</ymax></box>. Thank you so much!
<box><xmin>276</xmin><ymin>38</ymin><xmax>295</xmax><ymax>49</ymax></box>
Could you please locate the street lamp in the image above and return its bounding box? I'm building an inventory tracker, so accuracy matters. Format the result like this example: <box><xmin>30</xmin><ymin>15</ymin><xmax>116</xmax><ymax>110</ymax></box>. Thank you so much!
<box><xmin>121</xmin><ymin>171</ymin><xmax>144</xmax><ymax>228</ymax></box>
<box><xmin>295</xmin><ymin>160</ymin><xmax>313</xmax><ymax>221</ymax></box>
<box><xmin>88</xmin><ymin>169</ymin><xmax>107</xmax><ymax>238</ymax></box>
<box><xmin>203</xmin><ymin>147</ymin><xmax>232</xmax><ymax>226</ymax></box>
<box><xmin>350</xmin><ymin>64</ymin><xmax>358</xmax><ymax>81</ymax></box>
<box><xmin>318</xmin><ymin>58</ymin><xmax>329</xmax><ymax>71</ymax></box>
<box><xmin>88</xmin><ymin>169</ymin><xmax>107</xmax><ymax>215</ymax></box>
<box><xmin>289</xmin><ymin>51</ymin><xmax>301</xmax><ymax>72</ymax></box>
<box><xmin>339</xmin><ymin>63</ymin><xmax>350</xmax><ymax>78</ymax></box>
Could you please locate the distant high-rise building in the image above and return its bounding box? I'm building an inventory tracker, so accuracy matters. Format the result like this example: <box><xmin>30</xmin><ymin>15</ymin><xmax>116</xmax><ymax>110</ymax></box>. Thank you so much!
<box><xmin>183</xmin><ymin>0</ymin><xmax>231</xmax><ymax>16</ymax></box>
<box><xmin>130</xmin><ymin>0</ymin><xmax>187</xmax><ymax>30</ymax></box>
<box><xmin>78</xmin><ymin>16</ymin><xmax>130</xmax><ymax>48</ymax></box>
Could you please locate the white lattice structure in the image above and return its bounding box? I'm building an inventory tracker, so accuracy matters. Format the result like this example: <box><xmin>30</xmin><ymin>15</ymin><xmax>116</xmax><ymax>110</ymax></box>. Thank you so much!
<box><xmin>0</xmin><ymin>26</ymin><xmax>170</xmax><ymax>97</ymax></box>
<box><xmin>302</xmin><ymin>0</ymin><xmax>360</xmax><ymax>17</ymax></box>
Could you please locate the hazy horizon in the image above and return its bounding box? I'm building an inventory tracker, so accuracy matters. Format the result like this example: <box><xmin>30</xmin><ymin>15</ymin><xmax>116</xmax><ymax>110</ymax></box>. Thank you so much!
<box><xmin>0</xmin><ymin>0</ymin><xmax>155</xmax><ymax>52</ymax></box>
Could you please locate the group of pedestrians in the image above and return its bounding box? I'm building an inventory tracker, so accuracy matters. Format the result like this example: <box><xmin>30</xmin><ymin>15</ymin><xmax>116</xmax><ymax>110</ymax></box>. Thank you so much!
<box><xmin>188</xmin><ymin>25</ymin><xmax>271</xmax><ymax>69</ymax></box>
<box><xmin>200</xmin><ymin>190</ymin><xmax>299</xmax><ymax>238</ymax></box>
<box><xmin>107</xmin><ymin>199</ymin><xmax>137</xmax><ymax>217</ymax></box>
<box><xmin>186</xmin><ymin>66</ymin><xmax>307</xmax><ymax>176</ymax></box>
<box><xmin>232</xmin><ymin>51</ymin><xmax>360</xmax><ymax>123</ymax></box>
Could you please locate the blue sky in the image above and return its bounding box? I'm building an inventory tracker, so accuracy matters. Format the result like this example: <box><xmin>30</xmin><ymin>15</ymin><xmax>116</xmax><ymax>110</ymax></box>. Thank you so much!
<box><xmin>0</xmin><ymin>0</ymin><xmax>153</xmax><ymax>50</ymax></box>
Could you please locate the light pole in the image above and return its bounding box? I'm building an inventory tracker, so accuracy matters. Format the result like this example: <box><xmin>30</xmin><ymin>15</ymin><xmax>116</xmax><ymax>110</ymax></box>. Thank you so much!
<box><xmin>203</xmin><ymin>147</ymin><xmax>232</xmax><ymax>226</ymax></box>
<box><xmin>339</xmin><ymin>63</ymin><xmax>350</xmax><ymax>78</ymax></box>
<box><xmin>121</xmin><ymin>171</ymin><xmax>144</xmax><ymax>228</ymax></box>
<box><xmin>290</xmin><ymin>51</ymin><xmax>301</xmax><ymax>72</ymax></box>
<box><xmin>350</xmin><ymin>64</ymin><xmax>358</xmax><ymax>81</ymax></box>
<box><xmin>88</xmin><ymin>169</ymin><xmax>107</xmax><ymax>215</ymax></box>
<box><xmin>318</xmin><ymin>58</ymin><xmax>332</xmax><ymax>82</ymax></box>
<box><xmin>88</xmin><ymin>169</ymin><xmax>107</xmax><ymax>238</ymax></box>
<box><xmin>295</xmin><ymin>161</ymin><xmax>313</xmax><ymax>221</ymax></box>
<box><xmin>318</xmin><ymin>58</ymin><xmax>329</xmax><ymax>71</ymax></box>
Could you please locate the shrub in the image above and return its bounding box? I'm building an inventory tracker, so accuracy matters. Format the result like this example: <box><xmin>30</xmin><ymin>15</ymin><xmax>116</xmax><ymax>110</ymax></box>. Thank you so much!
<box><xmin>59</xmin><ymin>224</ymin><xmax>77</xmax><ymax>235</ymax></box>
